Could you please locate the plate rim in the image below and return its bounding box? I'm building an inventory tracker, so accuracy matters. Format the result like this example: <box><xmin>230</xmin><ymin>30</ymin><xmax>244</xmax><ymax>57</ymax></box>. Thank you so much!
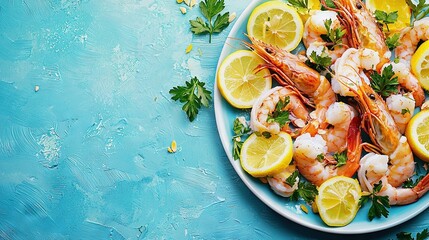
<box><xmin>214</xmin><ymin>0</ymin><xmax>429</xmax><ymax>234</ymax></box>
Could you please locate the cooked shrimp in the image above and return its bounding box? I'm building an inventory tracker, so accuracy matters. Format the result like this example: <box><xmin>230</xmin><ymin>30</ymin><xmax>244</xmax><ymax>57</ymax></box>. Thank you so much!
<box><xmin>386</xmin><ymin>93</ymin><xmax>415</xmax><ymax>134</ymax></box>
<box><xmin>387</xmin><ymin>62</ymin><xmax>425</xmax><ymax>107</ymax></box>
<box><xmin>322</xmin><ymin>102</ymin><xmax>358</xmax><ymax>153</ymax></box>
<box><xmin>245</xmin><ymin>37</ymin><xmax>336</xmax><ymax>126</ymax></box>
<box><xmin>321</xmin><ymin>0</ymin><xmax>390</xmax><ymax>69</ymax></box>
<box><xmin>267</xmin><ymin>164</ymin><xmax>299</xmax><ymax>197</ymax></box>
<box><xmin>293</xmin><ymin>114</ymin><xmax>362</xmax><ymax>186</ymax></box>
<box><xmin>250</xmin><ymin>86</ymin><xmax>310</xmax><ymax>136</ymax></box>
<box><xmin>303</xmin><ymin>10</ymin><xmax>348</xmax><ymax>63</ymax></box>
<box><xmin>358</xmin><ymin>153</ymin><xmax>429</xmax><ymax>205</ymax></box>
<box><xmin>395</xmin><ymin>17</ymin><xmax>429</xmax><ymax>64</ymax></box>
<box><xmin>344</xmin><ymin>80</ymin><xmax>415</xmax><ymax>187</ymax></box>
<box><xmin>331</xmin><ymin>48</ymin><xmax>380</xmax><ymax>97</ymax></box>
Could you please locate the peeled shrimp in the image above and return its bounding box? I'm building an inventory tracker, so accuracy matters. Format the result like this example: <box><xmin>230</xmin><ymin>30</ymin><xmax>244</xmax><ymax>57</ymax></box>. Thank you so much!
<box><xmin>358</xmin><ymin>153</ymin><xmax>429</xmax><ymax>205</ymax></box>
<box><xmin>267</xmin><ymin>165</ymin><xmax>299</xmax><ymax>197</ymax></box>
<box><xmin>250</xmin><ymin>86</ymin><xmax>310</xmax><ymax>136</ymax></box>
<box><xmin>395</xmin><ymin>17</ymin><xmax>429</xmax><ymax>64</ymax></box>
<box><xmin>303</xmin><ymin>10</ymin><xmax>347</xmax><ymax>63</ymax></box>
<box><xmin>331</xmin><ymin>48</ymin><xmax>380</xmax><ymax>97</ymax></box>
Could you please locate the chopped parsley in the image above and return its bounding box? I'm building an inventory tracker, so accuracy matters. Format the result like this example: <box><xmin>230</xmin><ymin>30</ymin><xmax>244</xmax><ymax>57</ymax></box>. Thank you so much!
<box><xmin>231</xmin><ymin>117</ymin><xmax>251</xmax><ymax>160</ymax></box>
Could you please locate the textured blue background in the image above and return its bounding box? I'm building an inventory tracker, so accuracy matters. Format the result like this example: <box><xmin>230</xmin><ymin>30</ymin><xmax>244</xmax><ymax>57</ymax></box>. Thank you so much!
<box><xmin>0</xmin><ymin>0</ymin><xmax>428</xmax><ymax>239</ymax></box>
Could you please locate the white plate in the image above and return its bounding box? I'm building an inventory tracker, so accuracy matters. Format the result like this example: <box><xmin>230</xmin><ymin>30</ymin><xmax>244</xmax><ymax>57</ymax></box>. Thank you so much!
<box><xmin>214</xmin><ymin>0</ymin><xmax>429</xmax><ymax>234</ymax></box>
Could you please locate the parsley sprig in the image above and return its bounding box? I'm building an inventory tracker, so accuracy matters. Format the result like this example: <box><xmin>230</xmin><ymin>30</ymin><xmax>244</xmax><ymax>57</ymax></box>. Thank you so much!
<box><xmin>232</xmin><ymin>117</ymin><xmax>251</xmax><ymax>160</ymax></box>
<box><xmin>307</xmin><ymin>50</ymin><xmax>333</xmax><ymax>73</ymax></box>
<box><xmin>169</xmin><ymin>76</ymin><xmax>212</xmax><ymax>122</ymax></box>
<box><xmin>370</xmin><ymin>64</ymin><xmax>399</xmax><ymax>97</ymax></box>
<box><xmin>359</xmin><ymin>181</ymin><xmax>390</xmax><ymax>221</ymax></box>
<box><xmin>189</xmin><ymin>0</ymin><xmax>230</xmax><ymax>43</ymax></box>
<box><xmin>266</xmin><ymin>96</ymin><xmax>290</xmax><ymax>128</ymax></box>
<box><xmin>406</xmin><ymin>0</ymin><xmax>429</xmax><ymax>26</ymax></box>
<box><xmin>288</xmin><ymin>171</ymin><xmax>318</xmax><ymax>203</ymax></box>
<box><xmin>397</xmin><ymin>229</ymin><xmax>429</xmax><ymax>240</ymax></box>
<box><xmin>333</xmin><ymin>151</ymin><xmax>347</xmax><ymax>167</ymax></box>
<box><xmin>288</xmin><ymin>0</ymin><xmax>309</xmax><ymax>9</ymax></box>
<box><xmin>386</xmin><ymin>33</ymin><xmax>401</xmax><ymax>50</ymax></box>
<box><xmin>320</xmin><ymin>19</ymin><xmax>346</xmax><ymax>50</ymax></box>
<box><xmin>374</xmin><ymin>10</ymin><xmax>398</xmax><ymax>32</ymax></box>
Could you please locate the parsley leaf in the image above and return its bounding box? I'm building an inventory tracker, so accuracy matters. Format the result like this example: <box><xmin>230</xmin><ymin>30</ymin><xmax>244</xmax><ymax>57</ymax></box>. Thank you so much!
<box><xmin>417</xmin><ymin>229</ymin><xmax>429</xmax><ymax>240</ymax></box>
<box><xmin>333</xmin><ymin>151</ymin><xmax>347</xmax><ymax>167</ymax></box>
<box><xmin>231</xmin><ymin>117</ymin><xmax>252</xmax><ymax>160</ymax></box>
<box><xmin>232</xmin><ymin>139</ymin><xmax>243</xmax><ymax>161</ymax></box>
<box><xmin>320</xmin><ymin>19</ymin><xmax>346</xmax><ymax>50</ymax></box>
<box><xmin>290</xmin><ymin>180</ymin><xmax>318</xmax><ymax>203</ymax></box>
<box><xmin>397</xmin><ymin>229</ymin><xmax>429</xmax><ymax>240</ymax></box>
<box><xmin>397</xmin><ymin>232</ymin><xmax>414</xmax><ymax>240</ymax></box>
<box><xmin>316</xmin><ymin>153</ymin><xmax>324</xmax><ymax>162</ymax></box>
<box><xmin>386</xmin><ymin>33</ymin><xmax>401</xmax><ymax>50</ymax></box>
<box><xmin>374</xmin><ymin>10</ymin><xmax>398</xmax><ymax>32</ymax></box>
<box><xmin>359</xmin><ymin>181</ymin><xmax>390</xmax><ymax>221</ymax></box>
<box><xmin>307</xmin><ymin>50</ymin><xmax>333</xmax><ymax>72</ymax></box>
<box><xmin>190</xmin><ymin>0</ymin><xmax>230</xmax><ymax>43</ymax></box>
<box><xmin>406</xmin><ymin>0</ymin><xmax>429</xmax><ymax>26</ymax></box>
<box><xmin>402</xmin><ymin>108</ymin><xmax>411</xmax><ymax>115</ymax></box>
<box><xmin>285</xmin><ymin>170</ymin><xmax>299</xmax><ymax>186</ymax></box>
<box><xmin>267</xmin><ymin>96</ymin><xmax>291</xmax><ymax>128</ymax></box>
<box><xmin>370</xmin><ymin>64</ymin><xmax>399</xmax><ymax>97</ymax></box>
<box><xmin>402</xmin><ymin>176</ymin><xmax>424</xmax><ymax>188</ymax></box>
<box><xmin>321</xmin><ymin>0</ymin><xmax>336</xmax><ymax>10</ymax></box>
<box><xmin>169</xmin><ymin>77</ymin><xmax>212</xmax><ymax>122</ymax></box>
<box><xmin>288</xmin><ymin>0</ymin><xmax>308</xmax><ymax>9</ymax></box>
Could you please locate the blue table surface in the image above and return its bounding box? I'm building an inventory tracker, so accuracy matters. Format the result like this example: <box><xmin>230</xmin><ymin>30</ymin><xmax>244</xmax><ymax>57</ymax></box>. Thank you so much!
<box><xmin>1</xmin><ymin>0</ymin><xmax>428</xmax><ymax>239</ymax></box>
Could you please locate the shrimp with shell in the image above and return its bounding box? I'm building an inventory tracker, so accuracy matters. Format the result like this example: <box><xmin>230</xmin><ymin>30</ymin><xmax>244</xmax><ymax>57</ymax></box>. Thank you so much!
<box><xmin>245</xmin><ymin>37</ymin><xmax>336</xmax><ymax>129</ymax></box>
<box><xmin>339</xmin><ymin>77</ymin><xmax>415</xmax><ymax>187</ymax></box>
<box><xmin>321</xmin><ymin>0</ymin><xmax>390</xmax><ymax>70</ymax></box>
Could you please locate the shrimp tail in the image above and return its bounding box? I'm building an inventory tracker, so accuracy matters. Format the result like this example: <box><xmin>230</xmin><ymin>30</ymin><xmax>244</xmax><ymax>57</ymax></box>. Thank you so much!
<box><xmin>337</xmin><ymin>116</ymin><xmax>362</xmax><ymax>177</ymax></box>
<box><xmin>414</xmin><ymin>174</ymin><xmax>429</xmax><ymax>198</ymax></box>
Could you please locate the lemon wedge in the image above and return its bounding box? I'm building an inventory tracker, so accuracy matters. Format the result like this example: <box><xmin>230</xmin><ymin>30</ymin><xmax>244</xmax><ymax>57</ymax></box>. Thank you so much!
<box><xmin>406</xmin><ymin>110</ymin><xmax>429</xmax><ymax>162</ymax></box>
<box><xmin>316</xmin><ymin>176</ymin><xmax>361</xmax><ymax>227</ymax></box>
<box><xmin>411</xmin><ymin>40</ymin><xmax>429</xmax><ymax>91</ymax></box>
<box><xmin>240</xmin><ymin>132</ymin><xmax>293</xmax><ymax>177</ymax></box>
<box><xmin>217</xmin><ymin>50</ymin><xmax>272</xmax><ymax>108</ymax></box>
<box><xmin>247</xmin><ymin>1</ymin><xmax>304</xmax><ymax>51</ymax></box>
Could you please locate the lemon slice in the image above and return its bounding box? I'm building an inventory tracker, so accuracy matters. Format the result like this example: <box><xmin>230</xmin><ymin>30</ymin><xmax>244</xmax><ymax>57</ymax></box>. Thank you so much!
<box><xmin>366</xmin><ymin>0</ymin><xmax>410</xmax><ymax>32</ymax></box>
<box><xmin>406</xmin><ymin>110</ymin><xmax>429</xmax><ymax>162</ymax></box>
<box><xmin>411</xmin><ymin>40</ymin><xmax>429</xmax><ymax>91</ymax></box>
<box><xmin>247</xmin><ymin>1</ymin><xmax>304</xmax><ymax>51</ymax></box>
<box><xmin>316</xmin><ymin>176</ymin><xmax>361</xmax><ymax>227</ymax></box>
<box><xmin>295</xmin><ymin>0</ymin><xmax>321</xmax><ymax>22</ymax></box>
<box><xmin>240</xmin><ymin>132</ymin><xmax>293</xmax><ymax>177</ymax></box>
<box><xmin>217</xmin><ymin>50</ymin><xmax>272</xmax><ymax>108</ymax></box>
